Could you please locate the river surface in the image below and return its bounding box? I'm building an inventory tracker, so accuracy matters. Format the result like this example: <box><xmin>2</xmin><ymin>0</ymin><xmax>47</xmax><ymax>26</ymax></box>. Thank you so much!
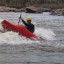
<box><xmin>0</xmin><ymin>12</ymin><xmax>64</xmax><ymax>64</ymax></box>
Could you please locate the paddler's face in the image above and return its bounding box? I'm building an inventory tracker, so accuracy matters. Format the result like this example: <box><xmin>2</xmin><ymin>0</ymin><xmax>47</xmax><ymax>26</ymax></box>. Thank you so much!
<box><xmin>27</xmin><ymin>20</ymin><xmax>31</xmax><ymax>24</ymax></box>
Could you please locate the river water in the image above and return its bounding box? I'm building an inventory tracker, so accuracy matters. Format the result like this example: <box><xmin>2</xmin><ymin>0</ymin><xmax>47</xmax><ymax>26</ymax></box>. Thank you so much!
<box><xmin>0</xmin><ymin>12</ymin><xmax>64</xmax><ymax>64</ymax></box>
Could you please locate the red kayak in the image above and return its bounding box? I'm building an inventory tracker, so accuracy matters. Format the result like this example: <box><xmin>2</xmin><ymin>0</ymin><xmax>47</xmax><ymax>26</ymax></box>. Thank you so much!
<box><xmin>1</xmin><ymin>20</ymin><xmax>41</xmax><ymax>40</ymax></box>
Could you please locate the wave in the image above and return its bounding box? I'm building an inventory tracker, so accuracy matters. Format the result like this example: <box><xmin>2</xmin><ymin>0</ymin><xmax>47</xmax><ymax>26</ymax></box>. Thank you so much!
<box><xmin>35</xmin><ymin>27</ymin><xmax>56</xmax><ymax>40</ymax></box>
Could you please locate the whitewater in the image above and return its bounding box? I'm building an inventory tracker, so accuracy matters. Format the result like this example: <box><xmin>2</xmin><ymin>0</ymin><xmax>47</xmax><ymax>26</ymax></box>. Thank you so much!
<box><xmin>0</xmin><ymin>12</ymin><xmax>56</xmax><ymax>45</ymax></box>
<box><xmin>0</xmin><ymin>12</ymin><xmax>64</xmax><ymax>64</ymax></box>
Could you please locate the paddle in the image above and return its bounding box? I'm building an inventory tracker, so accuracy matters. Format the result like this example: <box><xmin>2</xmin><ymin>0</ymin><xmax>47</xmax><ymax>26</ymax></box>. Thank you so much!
<box><xmin>18</xmin><ymin>14</ymin><xmax>22</xmax><ymax>24</ymax></box>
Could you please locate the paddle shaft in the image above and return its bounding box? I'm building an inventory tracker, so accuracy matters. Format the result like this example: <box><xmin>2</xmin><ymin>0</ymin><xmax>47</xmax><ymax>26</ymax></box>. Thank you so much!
<box><xmin>18</xmin><ymin>14</ymin><xmax>22</xmax><ymax>24</ymax></box>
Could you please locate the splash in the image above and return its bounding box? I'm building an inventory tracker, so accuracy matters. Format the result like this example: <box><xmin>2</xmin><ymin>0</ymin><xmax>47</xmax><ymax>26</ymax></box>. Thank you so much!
<box><xmin>0</xmin><ymin>24</ymin><xmax>56</xmax><ymax>45</ymax></box>
<box><xmin>35</xmin><ymin>27</ymin><xmax>56</xmax><ymax>40</ymax></box>
<box><xmin>0</xmin><ymin>19</ymin><xmax>56</xmax><ymax>45</ymax></box>
<box><xmin>0</xmin><ymin>19</ymin><xmax>4</xmax><ymax>32</ymax></box>
<box><xmin>0</xmin><ymin>31</ymin><xmax>40</xmax><ymax>45</ymax></box>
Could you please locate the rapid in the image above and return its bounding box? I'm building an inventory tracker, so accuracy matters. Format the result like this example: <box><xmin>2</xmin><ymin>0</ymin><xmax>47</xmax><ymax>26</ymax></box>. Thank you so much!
<box><xmin>0</xmin><ymin>12</ymin><xmax>64</xmax><ymax>64</ymax></box>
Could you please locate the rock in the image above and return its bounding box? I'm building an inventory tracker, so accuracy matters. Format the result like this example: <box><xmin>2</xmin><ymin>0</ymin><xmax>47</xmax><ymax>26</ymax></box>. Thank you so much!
<box><xmin>25</xmin><ymin>6</ymin><xmax>51</xmax><ymax>13</ymax></box>
<box><xmin>0</xmin><ymin>6</ymin><xmax>15</xmax><ymax>12</ymax></box>
<box><xmin>25</xmin><ymin>7</ymin><xmax>36</xmax><ymax>13</ymax></box>
<box><xmin>0</xmin><ymin>6</ymin><xmax>24</xmax><ymax>12</ymax></box>
<box><xmin>51</xmin><ymin>9</ymin><xmax>64</xmax><ymax>16</ymax></box>
<box><xmin>25</xmin><ymin>6</ymin><xmax>41</xmax><ymax>13</ymax></box>
<box><xmin>0</xmin><ymin>6</ymin><xmax>51</xmax><ymax>13</ymax></box>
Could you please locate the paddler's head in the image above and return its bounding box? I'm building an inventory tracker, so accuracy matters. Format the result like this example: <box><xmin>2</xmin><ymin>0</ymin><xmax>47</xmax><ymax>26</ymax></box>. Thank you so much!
<box><xmin>26</xmin><ymin>17</ymin><xmax>31</xmax><ymax>24</ymax></box>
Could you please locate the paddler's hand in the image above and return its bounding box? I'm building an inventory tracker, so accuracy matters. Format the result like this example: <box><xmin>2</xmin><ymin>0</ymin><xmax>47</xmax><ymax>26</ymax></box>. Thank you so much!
<box><xmin>19</xmin><ymin>16</ymin><xmax>22</xmax><ymax>21</ymax></box>
<box><xmin>18</xmin><ymin>15</ymin><xmax>22</xmax><ymax>24</ymax></box>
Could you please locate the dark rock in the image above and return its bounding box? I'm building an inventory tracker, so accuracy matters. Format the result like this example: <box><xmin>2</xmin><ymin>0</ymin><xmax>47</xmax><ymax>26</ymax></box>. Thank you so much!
<box><xmin>25</xmin><ymin>6</ymin><xmax>41</xmax><ymax>13</ymax></box>
<box><xmin>25</xmin><ymin>7</ymin><xmax>36</xmax><ymax>13</ymax></box>
<box><xmin>25</xmin><ymin>6</ymin><xmax>52</xmax><ymax>13</ymax></box>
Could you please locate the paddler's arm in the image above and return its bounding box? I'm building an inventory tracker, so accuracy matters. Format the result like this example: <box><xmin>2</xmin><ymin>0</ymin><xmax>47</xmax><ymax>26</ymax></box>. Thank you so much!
<box><xmin>22</xmin><ymin>19</ymin><xmax>28</xmax><ymax>26</ymax></box>
<box><xmin>19</xmin><ymin>16</ymin><xmax>28</xmax><ymax>26</ymax></box>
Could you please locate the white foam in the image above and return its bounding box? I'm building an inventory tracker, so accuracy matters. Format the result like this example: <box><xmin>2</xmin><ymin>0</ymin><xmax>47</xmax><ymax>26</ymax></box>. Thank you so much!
<box><xmin>0</xmin><ymin>19</ymin><xmax>4</xmax><ymax>22</ymax></box>
<box><xmin>35</xmin><ymin>27</ymin><xmax>56</xmax><ymax>40</ymax></box>
<box><xmin>0</xmin><ymin>31</ymin><xmax>40</xmax><ymax>45</ymax></box>
<box><xmin>0</xmin><ymin>19</ymin><xmax>4</xmax><ymax>32</ymax></box>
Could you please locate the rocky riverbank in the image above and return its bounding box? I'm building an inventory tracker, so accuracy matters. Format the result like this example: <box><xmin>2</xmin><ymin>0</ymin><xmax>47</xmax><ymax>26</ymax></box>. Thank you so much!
<box><xmin>25</xmin><ymin>6</ymin><xmax>51</xmax><ymax>13</ymax></box>
<box><xmin>0</xmin><ymin>6</ymin><xmax>64</xmax><ymax>16</ymax></box>
<box><xmin>25</xmin><ymin>6</ymin><xmax>64</xmax><ymax>16</ymax></box>
<box><xmin>0</xmin><ymin>6</ymin><xmax>51</xmax><ymax>13</ymax></box>
<box><xmin>0</xmin><ymin>6</ymin><xmax>24</xmax><ymax>12</ymax></box>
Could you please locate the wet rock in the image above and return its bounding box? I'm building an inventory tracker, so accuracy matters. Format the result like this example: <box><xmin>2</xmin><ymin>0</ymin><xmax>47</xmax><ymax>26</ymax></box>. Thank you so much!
<box><xmin>25</xmin><ymin>6</ymin><xmax>42</xmax><ymax>13</ymax></box>
<box><xmin>26</xmin><ymin>8</ymin><xmax>35</xmax><ymax>13</ymax></box>
<box><xmin>51</xmin><ymin>9</ymin><xmax>64</xmax><ymax>16</ymax></box>
<box><xmin>25</xmin><ymin>6</ymin><xmax>51</xmax><ymax>13</ymax></box>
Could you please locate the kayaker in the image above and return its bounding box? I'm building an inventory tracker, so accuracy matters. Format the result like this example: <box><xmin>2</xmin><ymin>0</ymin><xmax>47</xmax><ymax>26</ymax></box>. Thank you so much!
<box><xmin>19</xmin><ymin>16</ymin><xmax>35</xmax><ymax>33</ymax></box>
